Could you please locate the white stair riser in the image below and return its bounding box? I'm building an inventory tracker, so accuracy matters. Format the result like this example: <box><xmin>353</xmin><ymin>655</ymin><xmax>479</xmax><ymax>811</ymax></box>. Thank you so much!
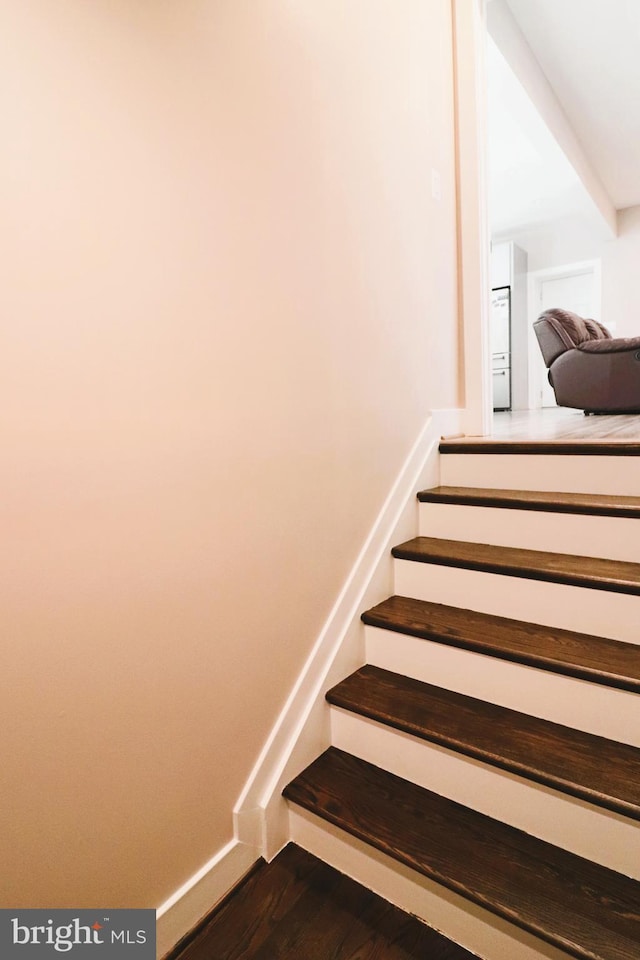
<box><xmin>419</xmin><ymin>502</ymin><xmax>640</xmax><ymax>563</ymax></box>
<box><xmin>289</xmin><ymin>806</ymin><xmax>573</xmax><ymax>960</ymax></box>
<box><xmin>394</xmin><ymin>558</ymin><xmax>640</xmax><ymax>645</ymax></box>
<box><xmin>440</xmin><ymin>454</ymin><xmax>640</xmax><ymax>495</ymax></box>
<box><xmin>365</xmin><ymin>626</ymin><xmax>640</xmax><ymax>746</ymax></box>
<box><xmin>331</xmin><ymin>708</ymin><xmax>639</xmax><ymax>879</ymax></box>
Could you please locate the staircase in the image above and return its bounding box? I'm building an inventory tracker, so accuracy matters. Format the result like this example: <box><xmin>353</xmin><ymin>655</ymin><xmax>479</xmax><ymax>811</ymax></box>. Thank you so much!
<box><xmin>283</xmin><ymin>441</ymin><xmax>640</xmax><ymax>960</ymax></box>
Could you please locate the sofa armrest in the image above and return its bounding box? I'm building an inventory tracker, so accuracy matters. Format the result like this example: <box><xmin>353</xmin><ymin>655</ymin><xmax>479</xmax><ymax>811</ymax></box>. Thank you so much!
<box><xmin>550</xmin><ymin>347</ymin><xmax>640</xmax><ymax>411</ymax></box>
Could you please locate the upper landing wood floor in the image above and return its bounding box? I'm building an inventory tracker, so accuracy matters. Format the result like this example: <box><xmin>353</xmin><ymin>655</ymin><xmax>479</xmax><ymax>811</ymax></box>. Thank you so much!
<box><xmin>445</xmin><ymin>408</ymin><xmax>640</xmax><ymax>445</ymax></box>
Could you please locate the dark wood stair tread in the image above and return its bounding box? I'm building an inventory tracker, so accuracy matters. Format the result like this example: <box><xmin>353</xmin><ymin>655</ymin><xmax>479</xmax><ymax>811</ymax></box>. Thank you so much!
<box><xmin>361</xmin><ymin>596</ymin><xmax>640</xmax><ymax>693</ymax></box>
<box><xmin>392</xmin><ymin>536</ymin><xmax>640</xmax><ymax>596</ymax></box>
<box><xmin>439</xmin><ymin>440</ymin><xmax>640</xmax><ymax>456</ymax></box>
<box><xmin>327</xmin><ymin>665</ymin><xmax>640</xmax><ymax>819</ymax></box>
<box><xmin>284</xmin><ymin>748</ymin><xmax>640</xmax><ymax>960</ymax></box>
<box><xmin>418</xmin><ymin>485</ymin><xmax>640</xmax><ymax>518</ymax></box>
<box><xmin>171</xmin><ymin>842</ymin><xmax>476</xmax><ymax>960</ymax></box>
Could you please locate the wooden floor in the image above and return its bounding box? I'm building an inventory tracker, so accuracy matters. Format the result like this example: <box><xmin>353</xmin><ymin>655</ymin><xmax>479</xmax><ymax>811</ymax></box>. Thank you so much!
<box><xmin>169</xmin><ymin>843</ymin><xmax>476</xmax><ymax>960</ymax></box>
<box><xmin>362</xmin><ymin>596</ymin><xmax>640</xmax><ymax>692</ymax></box>
<box><xmin>285</xmin><ymin>749</ymin><xmax>640</xmax><ymax>960</ymax></box>
<box><xmin>392</xmin><ymin>536</ymin><xmax>640</xmax><ymax>595</ymax></box>
<box><xmin>327</xmin><ymin>664</ymin><xmax>640</xmax><ymax>820</ymax></box>
<box><xmin>459</xmin><ymin>408</ymin><xmax>640</xmax><ymax>443</ymax></box>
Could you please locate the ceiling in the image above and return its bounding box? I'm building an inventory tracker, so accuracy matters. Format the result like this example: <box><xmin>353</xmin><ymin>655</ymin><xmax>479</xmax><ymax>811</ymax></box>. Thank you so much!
<box><xmin>505</xmin><ymin>0</ymin><xmax>640</xmax><ymax>211</ymax></box>
<box><xmin>487</xmin><ymin>39</ymin><xmax>590</xmax><ymax>236</ymax></box>
<box><xmin>488</xmin><ymin>0</ymin><xmax>640</xmax><ymax>235</ymax></box>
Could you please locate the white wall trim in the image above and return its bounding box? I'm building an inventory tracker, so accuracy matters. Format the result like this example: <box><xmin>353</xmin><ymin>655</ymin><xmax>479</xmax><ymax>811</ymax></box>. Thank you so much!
<box><xmin>153</xmin><ymin>408</ymin><xmax>462</xmax><ymax>957</ymax></box>
<box><xmin>453</xmin><ymin>0</ymin><xmax>492</xmax><ymax>437</ymax></box>
<box><xmin>526</xmin><ymin>258</ymin><xmax>602</xmax><ymax>407</ymax></box>
<box><xmin>156</xmin><ymin>838</ymin><xmax>258</xmax><ymax>959</ymax></box>
<box><xmin>233</xmin><ymin>408</ymin><xmax>463</xmax><ymax>860</ymax></box>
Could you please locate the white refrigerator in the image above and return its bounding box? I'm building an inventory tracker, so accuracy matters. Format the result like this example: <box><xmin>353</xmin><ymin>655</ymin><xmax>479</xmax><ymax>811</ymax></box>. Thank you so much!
<box><xmin>491</xmin><ymin>286</ymin><xmax>511</xmax><ymax>411</ymax></box>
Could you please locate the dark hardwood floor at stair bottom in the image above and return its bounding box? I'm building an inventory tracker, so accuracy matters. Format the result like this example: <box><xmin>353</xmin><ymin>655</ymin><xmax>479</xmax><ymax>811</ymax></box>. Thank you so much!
<box><xmin>327</xmin><ymin>664</ymin><xmax>640</xmax><ymax>819</ymax></box>
<box><xmin>171</xmin><ymin>843</ymin><xmax>476</xmax><ymax>960</ymax></box>
<box><xmin>392</xmin><ymin>536</ymin><xmax>640</xmax><ymax>595</ymax></box>
<box><xmin>284</xmin><ymin>748</ymin><xmax>640</xmax><ymax>960</ymax></box>
<box><xmin>361</xmin><ymin>596</ymin><xmax>640</xmax><ymax>692</ymax></box>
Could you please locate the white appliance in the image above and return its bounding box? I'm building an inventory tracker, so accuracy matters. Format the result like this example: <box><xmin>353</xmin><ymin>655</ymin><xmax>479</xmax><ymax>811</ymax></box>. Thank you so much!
<box><xmin>491</xmin><ymin>286</ymin><xmax>511</xmax><ymax>411</ymax></box>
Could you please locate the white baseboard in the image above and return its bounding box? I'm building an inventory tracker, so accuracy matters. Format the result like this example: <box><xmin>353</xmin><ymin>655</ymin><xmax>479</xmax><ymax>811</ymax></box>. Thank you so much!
<box><xmin>154</xmin><ymin>408</ymin><xmax>463</xmax><ymax>959</ymax></box>
<box><xmin>233</xmin><ymin>408</ymin><xmax>463</xmax><ymax>860</ymax></box>
<box><xmin>156</xmin><ymin>839</ymin><xmax>258</xmax><ymax>959</ymax></box>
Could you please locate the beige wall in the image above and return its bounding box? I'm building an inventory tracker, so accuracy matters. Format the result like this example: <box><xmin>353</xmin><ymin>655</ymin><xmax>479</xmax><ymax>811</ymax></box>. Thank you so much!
<box><xmin>0</xmin><ymin>0</ymin><xmax>460</xmax><ymax>908</ymax></box>
<box><xmin>601</xmin><ymin>206</ymin><xmax>640</xmax><ymax>336</ymax></box>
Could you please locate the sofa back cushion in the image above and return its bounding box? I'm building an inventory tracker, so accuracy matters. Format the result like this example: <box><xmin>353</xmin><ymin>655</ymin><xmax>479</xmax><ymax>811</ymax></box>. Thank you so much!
<box><xmin>542</xmin><ymin>307</ymin><xmax>610</xmax><ymax>346</ymax></box>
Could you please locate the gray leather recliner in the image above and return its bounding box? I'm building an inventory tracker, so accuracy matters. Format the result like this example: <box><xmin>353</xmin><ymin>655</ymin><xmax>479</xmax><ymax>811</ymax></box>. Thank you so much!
<box><xmin>533</xmin><ymin>307</ymin><xmax>640</xmax><ymax>413</ymax></box>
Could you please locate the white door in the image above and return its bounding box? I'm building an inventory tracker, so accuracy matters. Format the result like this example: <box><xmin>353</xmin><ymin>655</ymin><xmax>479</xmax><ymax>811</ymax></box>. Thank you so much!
<box><xmin>535</xmin><ymin>270</ymin><xmax>598</xmax><ymax>407</ymax></box>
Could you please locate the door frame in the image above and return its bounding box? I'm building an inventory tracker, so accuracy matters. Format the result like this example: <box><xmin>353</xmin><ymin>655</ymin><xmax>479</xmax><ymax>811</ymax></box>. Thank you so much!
<box><xmin>527</xmin><ymin>259</ymin><xmax>602</xmax><ymax>408</ymax></box>
<box><xmin>452</xmin><ymin>0</ymin><xmax>492</xmax><ymax>436</ymax></box>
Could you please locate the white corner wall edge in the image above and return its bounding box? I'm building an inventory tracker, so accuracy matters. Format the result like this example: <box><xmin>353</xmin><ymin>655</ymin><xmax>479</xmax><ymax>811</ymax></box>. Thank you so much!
<box><xmin>453</xmin><ymin>0</ymin><xmax>493</xmax><ymax>438</ymax></box>
<box><xmin>233</xmin><ymin>408</ymin><xmax>463</xmax><ymax>861</ymax></box>
<box><xmin>155</xmin><ymin>838</ymin><xmax>257</xmax><ymax>960</ymax></box>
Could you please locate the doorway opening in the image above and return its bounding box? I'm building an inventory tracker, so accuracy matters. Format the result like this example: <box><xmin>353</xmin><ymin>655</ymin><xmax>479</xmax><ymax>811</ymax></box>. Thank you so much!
<box><xmin>484</xmin><ymin>6</ymin><xmax>614</xmax><ymax>432</ymax></box>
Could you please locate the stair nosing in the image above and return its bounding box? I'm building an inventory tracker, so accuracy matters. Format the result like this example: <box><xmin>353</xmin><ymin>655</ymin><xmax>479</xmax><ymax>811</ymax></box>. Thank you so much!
<box><xmin>391</xmin><ymin>536</ymin><xmax>640</xmax><ymax>597</ymax></box>
<box><xmin>327</xmin><ymin>665</ymin><xmax>640</xmax><ymax>821</ymax></box>
<box><xmin>361</xmin><ymin>596</ymin><xmax>640</xmax><ymax>693</ymax></box>
<box><xmin>417</xmin><ymin>486</ymin><xmax>640</xmax><ymax>519</ymax></box>
<box><xmin>439</xmin><ymin>440</ymin><xmax>640</xmax><ymax>456</ymax></box>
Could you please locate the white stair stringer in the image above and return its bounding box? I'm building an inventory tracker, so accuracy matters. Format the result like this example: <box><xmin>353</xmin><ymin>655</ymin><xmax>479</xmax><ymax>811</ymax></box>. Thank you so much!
<box><xmin>329</xmin><ymin>706</ymin><xmax>640</xmax><ymax>880</ymax></box>
<box><xmin>288</xmin><ymin>804</ymin><xmax>574</xmax><ymax>960</ymax></box>
<box><xmin>364</xmin><ymin>624</ymin><xmax>640</xmax><ymax>747</ymax></box>
<box><xmin>419</xmin><ymin>501</ymin><xmax>640</xmax><ymax>563</ymax></box>
<box><xmin>394</xmin><ymin>558</ymin><xmax>640</xmax><ymax>646</ymax></box>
